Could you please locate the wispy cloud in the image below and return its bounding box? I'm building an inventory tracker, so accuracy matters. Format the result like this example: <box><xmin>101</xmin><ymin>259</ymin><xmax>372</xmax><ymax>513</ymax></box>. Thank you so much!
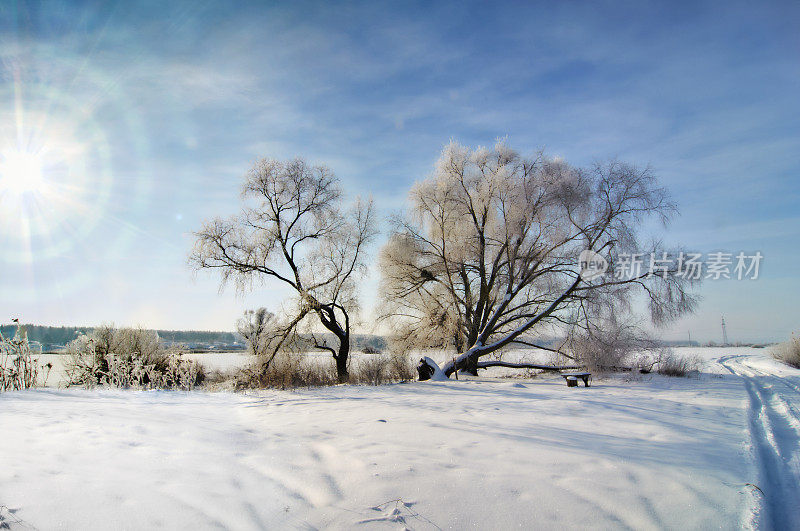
<box><xmin>0</xmin><ymin>0</ymin><xmax>797</xmax><ymax>339</ymax></box>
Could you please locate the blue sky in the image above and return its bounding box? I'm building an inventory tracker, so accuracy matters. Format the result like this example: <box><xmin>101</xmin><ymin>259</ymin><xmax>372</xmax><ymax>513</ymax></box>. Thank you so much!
<box><xmin>0</xmin><ymin>0</ymin><xmax>797</xmax><ymax>342</ymax></box>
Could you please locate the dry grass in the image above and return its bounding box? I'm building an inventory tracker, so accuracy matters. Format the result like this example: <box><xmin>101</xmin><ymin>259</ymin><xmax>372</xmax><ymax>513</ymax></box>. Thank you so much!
<box><xmin>772</xmin><ymin>334</ymin><xmax>800</xmax><ymax>368</ymax></box>
<box><xmin>657</xmin><ymin>352</ymin><xmax>703</xmax><ymax>377</ymax></box>
<box><xmin>351</xmin><ymin>354</ymin><xmax>415</xmax><ymax>385</ymax></box>
<box><xmin>233</xmin><ymin>352</ymin><xmax>415</xmax><ymax>389</ymax></box>
<box><xmin>353</xmin><ymin>355</ymin><xmax>387</xmax><ymax>385</ymax></box>
<box><xmin>233</xmin><ymin>353</ymin><xmax>338</xmax><ymax>390</ymax></box>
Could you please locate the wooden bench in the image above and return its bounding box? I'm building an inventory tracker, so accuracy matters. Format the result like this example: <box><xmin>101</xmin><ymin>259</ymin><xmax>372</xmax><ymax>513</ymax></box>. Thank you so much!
<box><xmin>561</xmin><ymin>372</ymin><xmax>592</xmax><ymax>387</ymax></box>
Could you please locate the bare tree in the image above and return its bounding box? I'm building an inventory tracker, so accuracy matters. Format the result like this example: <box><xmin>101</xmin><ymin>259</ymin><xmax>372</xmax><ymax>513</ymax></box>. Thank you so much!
<box><xmin>191</xmin><ymin>158</ymin><xmax>376</xmax><ymax>382</ymax></box>
<box><xmin>236</xmin><ymin>308</ymin><xmax>277</xmax><ymax>357</ymax></box>
<box><xmin>379</xmin><ymin>140</ymin><xmax>697</xmax><ymax>377</ymax></box>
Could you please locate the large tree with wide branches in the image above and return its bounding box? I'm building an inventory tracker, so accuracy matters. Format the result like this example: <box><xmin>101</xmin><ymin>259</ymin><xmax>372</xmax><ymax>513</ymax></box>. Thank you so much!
<box><xmin>379</xmin><ymin>140</ymin><xmax>696</xmax><ymax>377</ymax></box>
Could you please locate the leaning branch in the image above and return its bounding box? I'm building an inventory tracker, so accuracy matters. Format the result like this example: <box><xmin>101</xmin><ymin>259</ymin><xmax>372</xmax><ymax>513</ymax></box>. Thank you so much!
<box><xmin>509</xmin><ymin>339</ymin><xmax>575</xmax><ymax>360</ymax></box>
<box><xmin>441</xmin><ymin>276</ymin><xmax>583</xmax><ymax>376</ymax></box>
<box><xmin>475</xmin><ymin>361</ymin><xmax>582</xmax><ymax>371</ymax></box>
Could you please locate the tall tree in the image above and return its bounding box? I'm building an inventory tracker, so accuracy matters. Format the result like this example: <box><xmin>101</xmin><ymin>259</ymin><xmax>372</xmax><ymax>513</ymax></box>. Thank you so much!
<box><xmin>191</xmin><ymin>158</ymin><xmax>376</xmax><ymax>382</ymax></box>
<box><xmin>379</xmin><ymin>140</ymin><xmax>696</xmax><ymax>377</ymax></box>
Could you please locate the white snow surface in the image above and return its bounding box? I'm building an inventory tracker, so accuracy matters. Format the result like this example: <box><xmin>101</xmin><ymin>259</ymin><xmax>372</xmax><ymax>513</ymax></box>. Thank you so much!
<box><xmin>2</xmin><ymin>347</ymin><xmax>799</xmax><ymax>530</ymax></box>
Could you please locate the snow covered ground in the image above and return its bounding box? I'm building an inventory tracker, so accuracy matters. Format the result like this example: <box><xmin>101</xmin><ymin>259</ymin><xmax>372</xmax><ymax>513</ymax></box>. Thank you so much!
<box><xmin>1</xmin><ymin>347</ymin><xmax>798</xmax><ymax>530</ymax></box>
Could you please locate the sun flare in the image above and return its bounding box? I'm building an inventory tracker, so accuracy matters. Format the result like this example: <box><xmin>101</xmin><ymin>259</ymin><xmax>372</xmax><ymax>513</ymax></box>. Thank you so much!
<box><xmin>0</xmin><ymin>149</ymin><xmax>48</xmax><ymax>196</ymax></box>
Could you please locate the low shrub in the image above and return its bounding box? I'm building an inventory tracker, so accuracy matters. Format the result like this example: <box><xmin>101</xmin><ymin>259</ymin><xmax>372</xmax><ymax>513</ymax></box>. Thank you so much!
<box><xmin>361</xmin><ymin>345</ymin><xmax>382</xmax><ymax>354</ymax></box>
<box><xmin>353</xmin><ymin>353</ymin><xmax>416</xmax><ymax>385</ymax></box>
<box><xmin>568</xmin><ymin>327</ymin><xmax>644</xmax><ymax>372</ymax></box>
<box><xmin>65</xmin><ymin>326</ymin><xmax>204</xmax><ymax>390</ymax></box>
<box><xmin>772</xmin><ymin>334</ymin><xmax>800</xmax><ymax>368</ymax></box>
<box><xmin>387</xmin><ymin>352</ymin><xmax>416</xmax><ymax>381</ymax></box>
<box><xmin>351</xmin><ymin>353</ymin><xmax>416</xmax><ymax>385</ymax></box>
<box><xmin>233</xmin><ymin>353</ymin><xmax>337</xmax><ymax>390</ymax></box>
<box><xmin>657</xmin><ymin>352</ymin><xmax>703</xmax><ymax>377</ymax></box>
<box><xmin>233</xmin><ymin>351</ymin><xmax>416</xmax><ymax>389</ymax></box>
<box><xmin>353</xmin><ymin>355</ymin><xmax>387</xmax><ymax>385</ymax></box>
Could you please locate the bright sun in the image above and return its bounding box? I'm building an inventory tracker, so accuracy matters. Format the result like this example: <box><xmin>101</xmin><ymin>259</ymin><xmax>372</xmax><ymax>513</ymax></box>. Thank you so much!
<box><xmin>0</xmin><ymin>150</ymin><xmax>48</xmax><ymax>196</ymax></box>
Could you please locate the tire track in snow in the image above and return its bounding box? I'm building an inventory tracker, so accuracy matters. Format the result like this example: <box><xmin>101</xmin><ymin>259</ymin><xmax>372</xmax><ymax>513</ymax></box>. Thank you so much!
<box><xmin>718</xmin><ymin>355</ymin><xmax>800</xmax><ymax>530</ymax></box>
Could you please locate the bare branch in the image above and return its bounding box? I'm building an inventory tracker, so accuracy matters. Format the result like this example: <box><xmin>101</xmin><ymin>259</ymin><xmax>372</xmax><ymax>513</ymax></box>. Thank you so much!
<box><xmin>378</xmin><ymin>140</ymin><xmax>697</xmax><ymax>378</ymax></box>
<box><xmin>191</xmin><ymin>157</ymin><xmax>376</xmax><ymax>382</ymax></box>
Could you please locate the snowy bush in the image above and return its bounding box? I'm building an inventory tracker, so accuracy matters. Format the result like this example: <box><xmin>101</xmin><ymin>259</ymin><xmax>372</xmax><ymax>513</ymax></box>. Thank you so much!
<box><xmin>361</xmin><ymin>344</ymin><xmax>382</xmax><ymax>354</ymax></box>
<box><xmin>568</xmin><ymin>332</ymin><xmax>639</xmax><ymax>372</ymax></box>
<box><xmin>0</xmin><ymin>323</ymin><xmax>50</xmax><ymax>391</ymax></box>
<box><xmin>65</xmin><ymin>326</ymin><xmax>204</xmax><ymax>390</ymax></box>
<box><xmin>387</xmin><ymin>353</ymin><xmax>415</xmax><ymax>381</ymax></box>
<box><xmin>565</xmin><ymin>318</ymin><xmax>671</xmax><ymax>373</ymax></box>
<box><xmin>352</xmin><ymin>353</ymin><xmax>415</xmax><ymax>385</ymax></box>
<box><xmin>772</xmin><ymin>334</ymin><xmax>800</xmax><ymax>368</ymax></box>
<box><xmin>232</xmin><ymin>351</ymin><xmax>415</xmax><ymax>389</ymax></box>
<box><xmin>656</xmin><ymin>352</ymin><xmax>703</xmax><ymax>377</ymax></box>
<box><xmin>233</xmin><ymin>352</ymin><xmax>337</xmax><ymax>390</ymax></box>
<box><xmin>354</xmin><ymin>355</ymin><xmax>386</xmax><ymax>385</ymax></box>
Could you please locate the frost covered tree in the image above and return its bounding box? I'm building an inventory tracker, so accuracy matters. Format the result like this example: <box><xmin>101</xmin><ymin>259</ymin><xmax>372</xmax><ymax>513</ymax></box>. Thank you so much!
<box><xmin>379</xmin><ymin>140</ymin><xmax>696</xmax><ymax>377</ymax></box>
<box><xmin>236</xmin><ymin>308</ymin><xmax>278</xmax><ymax>358</ymax></box>
<box><xmin>191</xmin><ymin>158</ymin><xmax>376</xmax><ymax>382</ymax></box>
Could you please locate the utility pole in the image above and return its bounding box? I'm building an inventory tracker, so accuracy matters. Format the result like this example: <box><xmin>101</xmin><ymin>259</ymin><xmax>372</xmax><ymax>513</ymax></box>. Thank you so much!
<box><xmin>688</xmin><ymin>330</ymin><xmax>692</xmax><ymax>345</ymax></box>
<box><xmin>721</xmin><ymin>316</ymin><xmax>728</xmax><ymax>346</ymax></box>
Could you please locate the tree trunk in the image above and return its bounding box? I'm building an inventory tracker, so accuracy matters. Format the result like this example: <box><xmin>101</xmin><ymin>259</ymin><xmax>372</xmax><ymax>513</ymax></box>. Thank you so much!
<box><xmin>462</xmin><ymin>353</ymin><xmax>479</xmax><ymax>376</ymax></box>
<box><xmin>336</xmin><ymin>335</ymin><xmax>350</xmax><ymax>383</ymax></box>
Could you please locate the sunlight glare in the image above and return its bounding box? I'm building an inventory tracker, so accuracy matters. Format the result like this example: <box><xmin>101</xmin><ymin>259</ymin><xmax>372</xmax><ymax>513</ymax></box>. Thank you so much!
<box><xmin>0</xmin><ymin>150</ymin><xmax>48</xmax><ymax>196</ymax></box>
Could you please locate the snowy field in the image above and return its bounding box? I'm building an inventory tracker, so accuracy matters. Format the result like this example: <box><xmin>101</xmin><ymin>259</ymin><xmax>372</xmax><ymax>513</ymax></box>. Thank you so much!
<box><xmin>1</xmin><ymin>347</ymin><xmax>799</xmax><ymax>530</ymax></box>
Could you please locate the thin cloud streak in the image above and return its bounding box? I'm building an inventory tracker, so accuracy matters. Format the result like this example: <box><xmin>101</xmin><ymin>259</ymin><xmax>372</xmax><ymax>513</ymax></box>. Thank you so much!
<box><xmin>0</xmin><ymin>0</ymin><xmax>797</xmax><ymax>341</ymax></box>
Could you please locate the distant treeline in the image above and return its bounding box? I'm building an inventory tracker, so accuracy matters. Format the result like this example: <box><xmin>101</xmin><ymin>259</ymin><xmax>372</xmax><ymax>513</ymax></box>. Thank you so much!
<box><xmin>0</xmin><ymin>324</ymin><xmax>239</xmax><ymax>348</ymax></box>
<box><xmin>155</xmin><ymin>329</ymin><xmax>239</xmax><ymax>344</ymax></box>
<box><xmin>0</xmin><ymin>324</ymin><xmax>94</xmax><ymax>346</ymax></box>
<box><xmin>0</xmin><ymin>324</ymin><xmax>388</xmax><ymax>353</ymax></box>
